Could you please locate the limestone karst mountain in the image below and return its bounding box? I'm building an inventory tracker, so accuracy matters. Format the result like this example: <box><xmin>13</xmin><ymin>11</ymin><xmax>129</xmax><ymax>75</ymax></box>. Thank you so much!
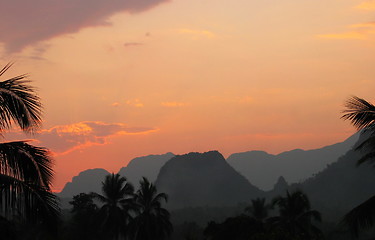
<box><xmin>292</xmin><ymin>148</ymin><xmax>375</xmax><ymax>221</ymax></box>
<box><xmin>272</xmin><ymin>176</ymin><xmax>289</xmax><ymax>195</ymax></box>
<box><xmin>118</xmin><ymin>152</ymin><xmax>175</xmax><ymax>185</ymax></box>
<box><xmin>226</xmin><ymin>133</ymin><xmax>359</xmax><ymax>190</ymax></box>
<box><xmin>155</xmin><ymin>151</ymin><xmax>264</xmax><ymax>209</ymax></box>
<box><xmin>58</xmin><ymin>133</ymin><xmax>362</xmax><ymax>214</ymax></box>
<box><xmin>58</xmin><ymin>168</ymin><xmax>110</xmax><ymax>198</ymax></box>
<box><xmin>58</xmin><ymin>152</ymin><xmax>175</xmax><ymax>198</ymax></box>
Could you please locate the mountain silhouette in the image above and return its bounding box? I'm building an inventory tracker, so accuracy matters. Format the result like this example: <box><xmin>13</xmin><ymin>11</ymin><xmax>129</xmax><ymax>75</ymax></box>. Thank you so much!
<box><xmin>227</xmin><ymin>133</ymin><xmax>359</xmax><ymax>190</ymax></box>
<box><xmin>291</xmin><ymin>147</ymin><xmax>375</xmax><ymax>221</ymax></box>
<box><xmin>58</xmin><ymin>168</ymin><xmax>110</xmax><ymax>198</ymax></box>
<box><xmin>118</xmin><ymin>152</ymin><xmax>175</xmax><ymax>185</ymax></box>
<box><xmin>155</xmin><ymin>151</ymin><xmax>264</xmax><ymax>209</ymax></box>
<box><xmin>58</xmin><ymin>153</ymin><xmax>174</xmax><ymax>198</ymax></box>
<box><xmin>272</xmin><ymin>176</ymin><xmax>289</xmax><ymax>195</ymax></box>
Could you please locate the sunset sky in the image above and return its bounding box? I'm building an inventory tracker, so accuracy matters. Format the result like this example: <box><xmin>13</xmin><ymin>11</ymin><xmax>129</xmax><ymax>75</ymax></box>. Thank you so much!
<box><xmin>1</xmin><ymin>0</ymin><xmax>375</xmax><ymax>191</ymax></box>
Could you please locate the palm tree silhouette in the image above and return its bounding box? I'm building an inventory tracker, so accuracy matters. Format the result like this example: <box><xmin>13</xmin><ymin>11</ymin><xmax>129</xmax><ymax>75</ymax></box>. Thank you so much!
<box><xmin>270</xmin><ymin>190</ymin><xmax>322</xmax><ymax>240</ymax></box>
<box><xmin>245</xmin><ymin>198</ymin><xmax>269</xmax><ymax>222</ymax></box>
<box><xmin>341</xmin><ymin>96</ymin><xmax>375</xmax><ymax>236</ymax></box>
<box><xmin>244</xmin><ymin>197</ymin><xmax>271</xmax><ymax>238</ymax></box>
<box><xmin>0</xmin><ymin>63</ymin><xmax>59</xmax><ymax>229</ymax></box>
<box><xmin>65</xmin><ymin>193</ymin><xmax>100</xmax><ymax>240</ymax></box>
<box><xmin>92</xmin><ymin>173</ymin><xmax>134</xmax><ymax>240</ymax></box>
<box><xmin>130</xmin><ymin>177</ymin><xmax>172</xmax><ymax>240</ymax></box>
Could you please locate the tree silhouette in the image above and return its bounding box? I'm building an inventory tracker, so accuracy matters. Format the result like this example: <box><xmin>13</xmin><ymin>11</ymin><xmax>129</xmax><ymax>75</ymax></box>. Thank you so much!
<box><xmin>64</xmin><ymin>193</ymin><xmax>100</xmax><ymax>240</ymax></box>
<box><xmin>204</xmin><ymin>216</ymin><xmax>258</xmax><ymax>240</ymax></box>
<box><xmin>0</xmin><ymin>63</ymin><xmax>59</xmax><ymax>233</ymax></box>
<box><xmin>341</xmin><ymin>96</ymin><xmax>375</xmax><ymax>236</ymax></box>
<box><xmin>270</xmin><ymin>190</ymin><xmax>323</xmax><ymax>240</ymax></box>
<box><xmin>130</xmin><ymin>177</ymin><xmax>172</xmax><ymax>240</ymax></box>
<box><xmin>245</xmin><ymin>198</ymin><xmax>269</xmax><ymax>222</ymax></box>
<box><xmin>91</xmin><ymin>173</ymin><xmax>134</xmax><ymax>240</ymax></box>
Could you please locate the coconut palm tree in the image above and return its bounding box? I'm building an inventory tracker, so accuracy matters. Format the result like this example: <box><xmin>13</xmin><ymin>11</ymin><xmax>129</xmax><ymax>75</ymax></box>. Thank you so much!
<box><xmin>91</xmin><ymin>173</ymin><xmax>134</xmax><ymax>240</ymax></box>
<box><xmin>341</xmin><ymin>96</ymin><xmax>375</xmax><ymax>236</ymax></box>
<box><xmin>245</xmin><ymin>198</ymin><xmax>269</xmax><ymax>222</ymax></box>
<box><xmin>0</xmin><ymin>63</ymin><xmax>59</xmax><ymax>230</ymax></box>
<box><xmin>64</xmin><ymin>193</ymin><xmax>100</xmax><ymax>240</ymax></box>
<box><xmin>130</xmin><ymin>177</ymin><xmax>172</xmax><ymax>240</ymax></box>
<box><xmin>270</xmin><ymin>190</ymin><xmax>322</xmax><ymax>240</ymax></box>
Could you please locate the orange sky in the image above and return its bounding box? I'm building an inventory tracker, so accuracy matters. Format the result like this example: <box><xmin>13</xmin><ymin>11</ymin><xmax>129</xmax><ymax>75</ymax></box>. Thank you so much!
<box><xmin>1</xmin><ymin>0</ymin><xmax>375</xmax><ymax>191</ymax></box>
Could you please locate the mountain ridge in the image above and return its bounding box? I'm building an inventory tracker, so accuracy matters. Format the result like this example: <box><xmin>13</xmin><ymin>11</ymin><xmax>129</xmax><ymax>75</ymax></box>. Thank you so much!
<box><xmin>226</xmin><ymin>133</ymin><xmax>359</xmax><ymax>190</ymax></box>
<box><xmin>155</xmin><ymin>151</ymin><xmax>264</xmax><ymax>209</ymax></box>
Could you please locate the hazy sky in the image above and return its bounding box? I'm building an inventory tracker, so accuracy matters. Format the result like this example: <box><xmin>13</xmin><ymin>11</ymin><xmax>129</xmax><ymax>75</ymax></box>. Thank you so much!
<box><xmin>1</xmin><ymin>0</ymin><xmax>375</xmax><ymax>191</ymax></box>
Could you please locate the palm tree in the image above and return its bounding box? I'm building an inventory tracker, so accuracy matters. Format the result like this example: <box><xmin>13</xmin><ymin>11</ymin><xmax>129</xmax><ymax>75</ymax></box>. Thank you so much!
<box><xmin>341</xmin><ymin>96</ymin><xmax>375</xmax><ymax>236</ymax></box>
<box><xmin>245</xmin><ymin>198</ymin><xmax>269</xmax><ymax>222</ymax></box>
<box><xmin>270</xmin><ymin>190</ymin><xmax>322</xmax><ymax>240</ymax></box>
<box><xmin>243</xmin><ymin>198</ymin><xmax>271</xmax><ymax>238</ymax></box>
<box><xmin>91</xmin><ymin>173</ymin><xmax>134</xmax><ymax>240</ymax></box>
<box><xmin>130</xmin><ymin>177</ymin><xmax>172</xmax><ymax>240</ymax></box>
<box><xmin>0</xmin><ymin>63</ymin><xmax>59</xmax><ymax>230</ymax></box>
<box><xmin>65</xmin><ymin>193</ymin><xmax>100</xmax><ymax>240</ymax></box>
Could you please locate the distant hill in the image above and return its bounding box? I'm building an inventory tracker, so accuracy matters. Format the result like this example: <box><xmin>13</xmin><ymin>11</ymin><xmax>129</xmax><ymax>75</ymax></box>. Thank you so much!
<box><xmin>291</xmin><ymin>147</ymin><xmax>375</xmax><ymax>221</ymax></box>
<box><xmin>155</xmin><ymin>151</ymin><xmax>264</xmax><ymax>209</ymax></box>
<box><xmin>58</xmin><ymin>152</ymin><xmax>175</xmax><ymax>199</ymax></box>
<box><xmin>271</xmin><ymin>176</ymin><xmax>289</xmax><ymax>195</ymax></box>
<box><xmin>58</xmin><ymin>168</ymin><xmax>110</xmax><ymax>198</ymax></box>
<box><xmin>227</xmin><ymin>133</ymin><xmax>359</xmax><ymax>190</ymax></box>
<box><xmin>118</xmin><ymin>152</ymin><xmax>175</xmax><ymax>186</ymax></box>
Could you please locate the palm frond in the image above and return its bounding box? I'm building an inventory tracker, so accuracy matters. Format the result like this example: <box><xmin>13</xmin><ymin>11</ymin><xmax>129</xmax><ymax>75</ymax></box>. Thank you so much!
<box><xmin>0</xmin><ymin>141</ymin><xmax>53</xmax><ymax>188</ymax></box>
<box><xmin>342</xmin><ymin>195</ymin><xmax>375</xmax><ymax>237</ymax></box>
<box><xmin>0</xmin><ymin>63</ymin><xmax>14</xmax><ymax>77</ymax></box>
<box><xmin>0</xmin><ymin>66</ymin><xmax>42</xmax><ymax>132</ymax></box>
<box><xmin>246</xmin><ymin>198</ymin><xmax>269</xmax><ymax>220</ymax></box>
<box><xmin>90</xmin><ymin>192</ymin><xmax>108</xmax><ymax>204</ymax></box>
<box><xmin>355</xmin><ymin>135</ymin><xmax>375</xmax><ymax>151</ymax></box>
<box><xmin>356</xmin><ymin>152</ymin><xmax>375</xmax><ymax>167</ymax></box>
<box><xmin>153</xmin><ymin>192</ymin><xmax>168</xmax><ymax>204</ymax></box>
<box><xmin>0</xmin><ymin>173</ymin><xmax>60</xmax><ymax>222</ymax></box>
<box><xmin>342</xmin><ymin>96</ymin><xmax>375</xmax><ymax>131</ymax></box>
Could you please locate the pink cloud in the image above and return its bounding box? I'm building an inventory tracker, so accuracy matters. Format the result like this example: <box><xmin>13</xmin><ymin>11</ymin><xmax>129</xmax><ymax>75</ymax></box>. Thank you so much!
<box><xmin>0</xmin><ymin>0</ymin><xmax>170</xmax><ymax>53</ymax></box>
<box><xmin>4</xmin><ymin>121</ymin><xmax>157</xmax><ymax>155</ymax></box>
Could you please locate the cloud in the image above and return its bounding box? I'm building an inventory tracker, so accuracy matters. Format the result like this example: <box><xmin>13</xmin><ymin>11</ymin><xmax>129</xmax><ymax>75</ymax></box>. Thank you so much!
<box><xmin>111</xmin><ymin>102</ymin><xmax>121</xmax><ymax>107</ymax></box>
<box><xmin>126</xmin><ymin>99</ymin><xmax>144</xmax><ymax>107</ymax></box>
<box><xmin>356</xmin><ymin>0</ymin><xmax>375</xmax><ymax>10</ymax></box>
<box><xmin>4</xmin><ymin>121</ymin><xmax>157</xmax><ymax>155</ymax></box>
<box><xmin>0</xmin><ymin>0</ymin><xmax>170</xmax><ymax>53</ymax></box>
<box><xmin>350</xmin><ymin>22</ymin><xmax>375</xmax><ymax>28</ymax></box>
<box><xmin>317</xmin><ymin>32</ymin><xmax>367</xmax><ymax>40</ymax></box>
<box><xmin>317</xmin><ymin>22</ymin><xmax>375</xmax><ymax>40</ymax></box>
<box><xmin>178</xmin><ymin>28</ymin><xmax>215</xmax><ymax>39</ymax></box>
<box><xmin>161</xmin><ymin>102</ymin><xmax>190</xmax><ymax>107</ymax></box>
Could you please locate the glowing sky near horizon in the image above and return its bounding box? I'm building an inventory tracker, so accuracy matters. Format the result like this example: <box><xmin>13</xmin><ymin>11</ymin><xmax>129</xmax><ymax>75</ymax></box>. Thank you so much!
<box><xmin>1</xmin><ymin>0</ymin><xmax>375</xmax><ymax>191</ymax></box>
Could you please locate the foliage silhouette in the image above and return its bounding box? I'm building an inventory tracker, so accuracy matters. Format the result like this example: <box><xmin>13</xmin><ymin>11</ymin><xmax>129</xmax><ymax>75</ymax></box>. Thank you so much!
<box><xmin>341</xmin><ymin>96</ymin><xmax>375</xmax><ymax>237</ymax></box>
<box><xmin>91</xmin><ymin>173</ymin><xmax>134</xmax><ymax>240</ymax></box>
<box><xmin>204</xmin><ymin>215</ymin><xmax>259</xmax><ymax>240</ymax></box>
<box><xmin>63</xmin><ymin>193</ymin><xmax>100</xmax><ymax>240</ymax></box>
<box><xmin>342</xmin><ymin>96</ymin><xmax>375</xmax><ymax>166</ymax></box>
<box><xmin>245</xmin><ymin>198</ymin><xmax>270</xmax><ymax>222</ymax></box>
<box><xmin>130</xmin><ymin>177</ymin><xmax>172</xmax><ymax>240</ymax></box>
<box><xmin>0</xmin><ymin>63</ymin><xmax>59</xmax><ymax>236</ymax></box>
<box><xmin>270</xmin><ymin>190</ymin><xmax>323</xmax><ymax>240</ymax></box>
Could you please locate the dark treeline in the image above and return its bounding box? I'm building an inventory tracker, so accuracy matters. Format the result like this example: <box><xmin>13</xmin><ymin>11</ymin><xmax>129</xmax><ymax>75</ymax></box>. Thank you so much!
<box><xmin>61</xmin><ymin>174</ymin><xmax>172</xmax><ymax>240</ymax></box>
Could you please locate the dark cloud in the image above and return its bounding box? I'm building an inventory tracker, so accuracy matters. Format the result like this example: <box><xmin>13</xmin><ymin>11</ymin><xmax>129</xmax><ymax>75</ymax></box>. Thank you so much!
<box><xmin>4</xmin><ymin>121</ymin><xmax>157</xmax><ymax>154</ymax></box>
<box><xmin>0</xmin><ymin>0</ymin><xmax>170</xmax><ymax>53</ymax></box>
